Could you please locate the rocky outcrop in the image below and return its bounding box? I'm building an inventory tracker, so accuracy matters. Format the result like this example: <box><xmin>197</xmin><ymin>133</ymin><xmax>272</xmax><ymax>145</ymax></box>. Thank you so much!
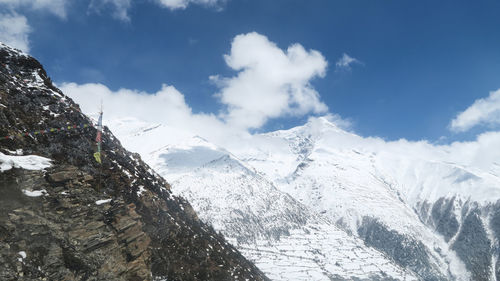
<box><xmin>0</xmin><ymin>43</ymin><xmax>268</xmax><ymax>280</ymax></box>
<box><xmin>0</xmin><ymin>166</ymin><xmax>151</xmax><ymax>280</ymax></box>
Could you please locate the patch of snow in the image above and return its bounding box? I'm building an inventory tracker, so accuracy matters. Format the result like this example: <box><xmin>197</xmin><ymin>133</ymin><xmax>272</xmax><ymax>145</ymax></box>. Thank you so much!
<box><xmin>96</xmin><ymin>199</ymin><xmax>112</xmax><ymax>205</ymax></box>
<box><xmin>0</xmin><ymin>152</ymin><xmax>51</xmax><ymax>172</ymax></box>
<box><xmin>137</xmin><ymin>185</ymin><xmax>146</xmax><ymax>197</ymax></box>
<box><xmin>17</xmin><ymin>251</ymin><xmax>26</xmax><ymax>262</ymax></box>
<box><xmin>22</xmin><ymin>189</ymin><xmax>47</xmax><ymax>197</ymax></box>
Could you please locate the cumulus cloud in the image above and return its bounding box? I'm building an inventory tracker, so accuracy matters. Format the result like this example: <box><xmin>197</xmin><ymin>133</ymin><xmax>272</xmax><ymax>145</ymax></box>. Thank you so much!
<box><xmin>212</xmin><ymin>32</ymin><xmax>328</xmax><ymax>130</ymax></box>
<box><xmin>155</xmin><ymin>0</ymin><xmax>226</xmax><ymax>10</ymax></box>
<box><xmin>0</xmin><ymin>0</ymin><xmax>68</xmax><ymax>18</ymax></box>
<box><xmin>450</xmin><ymin>89</ymin><xmax>500</xmax><ymax>132</ymax></box>
<box><xmin>88</xmin><ymin>0</ymin><xmax>132</xmax><ymax>21</ymax></box>
<box><xmin>335</xmin><ymin>53</ymin><xmax>360</xmax><ymax>71</ymax></box>
<box><xmin>62</xmin><ymin>32</ymin><xmax>330</xmax><ymax>145</ymax></box>
<box><xmin>0</xmin><ymin>13</ymin><xmax>31</xmax><ymax>52</ymax></box>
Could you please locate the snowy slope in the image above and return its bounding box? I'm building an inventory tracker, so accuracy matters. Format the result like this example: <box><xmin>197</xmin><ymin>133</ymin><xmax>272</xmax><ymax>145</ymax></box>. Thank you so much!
<box><xmin>118</xmin><ymin>131</ymin><xmax>415</xmax><ymax>280</ymax></box>
<box><xmin>229</xmin><ymin>117</ymin><xmax>500</xmax><ymax>280</ymax></box>
<box><xmin>101</xmin><ymin>115</ymin><xmax>500</xmax><ymax>280</ymax></box>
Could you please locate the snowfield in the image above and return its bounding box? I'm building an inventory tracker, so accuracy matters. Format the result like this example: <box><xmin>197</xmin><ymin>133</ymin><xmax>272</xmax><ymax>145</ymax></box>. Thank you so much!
<box><xmin>104</xmin><ymin>116</ymin><xmax>500</xmax><ymax>280</ymax></box>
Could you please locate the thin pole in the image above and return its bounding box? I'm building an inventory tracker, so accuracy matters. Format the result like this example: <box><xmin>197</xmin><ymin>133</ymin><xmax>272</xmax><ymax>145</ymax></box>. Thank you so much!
<box><xmin>98</xmin><ymin>160</ymin><xmax>102</xmax><ymax>192</ymax></box>
<box><xmin>97</xmin><ymin>102</ymin><xmax>103</xmax><ymax>192</ymax></box>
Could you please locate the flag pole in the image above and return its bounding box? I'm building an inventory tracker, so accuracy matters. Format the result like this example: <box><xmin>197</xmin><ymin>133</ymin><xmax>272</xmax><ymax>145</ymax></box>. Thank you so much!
<box><xmin>93</xmin><ymin>101</ymin><xmax>103</xmax><ymax>192</ymax></box>
<box><xmin>99</xmin><ymin>102</ymin><xmax>102</xmax><ymax>192</ymax></box>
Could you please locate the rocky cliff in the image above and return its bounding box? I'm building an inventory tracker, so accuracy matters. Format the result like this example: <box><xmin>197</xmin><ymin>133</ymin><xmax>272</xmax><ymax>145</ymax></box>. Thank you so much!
<box><xmin>0</xmin><ymin>43</ymin><xmax>269</xmax><ymax>281</ymax></box>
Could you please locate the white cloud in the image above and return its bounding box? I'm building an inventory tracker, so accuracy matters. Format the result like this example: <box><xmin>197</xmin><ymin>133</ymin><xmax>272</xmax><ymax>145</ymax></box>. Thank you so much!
<box><xmin>450</xmin><ymin>89</ymin><xmax>500</xmax><ymax>132</ymax></box>
<box><xmin>335</xmin><ymin>53</ymin><xmax>360</xmax><ymax>71</ymax></box>
<box><xmin>155</xmin><ymin>0</ymin><xmax>226</xmax><ymax>10</ymax></box>
<box><xmin>447</xmin><ymin>130</ymin><xmax>500</xmax><ymax>170</ymax></box>
<box><xmin>0</xmin><ymin>0</ymin><xmax>68</xmax><ymax>18</ymax></box>
<box><xmin>62</xmin><ymin>32</ymin><xmax>329</xmax><ymax>145</ymax></box>
<box><xmin>88</xmin><ymin>0</ymin><xmax>132</xmax><ymax>21</ymax></box>
<box><xmin>0</xmin><ymin>13</ymin><xmax>31</xmax><ymax>52</ymax></box>
<box><xmin>321</xmin><ymin>113</ymin><xmax>352</xmax><ymax>130</ymax></box>
<box><xmin>212</xmin><ymin>32</ymin><xmax>328</xmax><ymax>130</ymax></box>
<box><xmin>60</xmin><ymin>82</ymin><xmax>242</xmax><ymax>145</ymax></box>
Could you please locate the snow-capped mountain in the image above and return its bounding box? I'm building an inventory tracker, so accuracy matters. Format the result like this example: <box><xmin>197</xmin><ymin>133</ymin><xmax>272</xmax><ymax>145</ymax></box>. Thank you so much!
<box><xmin>107</xmin><ymin>120</ymin><xmax>415</xmax><ymax>280</ymax></box>
<box><xmin>230</xmin><ymin>117</ymin><xmax>500</xmax><ymax>281</ymax></box>
<box><xmin>99</xmin><ymin>116</ymin><xmax>500</xmax><ymax>280</ymax></box>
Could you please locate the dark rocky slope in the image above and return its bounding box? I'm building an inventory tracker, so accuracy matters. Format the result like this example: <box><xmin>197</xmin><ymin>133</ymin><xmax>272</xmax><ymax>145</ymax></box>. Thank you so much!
<box><xmin>417</xmin><ymin>197</ymin><xmax>500</xmax><ymax>281</ymax></box>
<box><xmin>0</xmin><ymin>43</ymin><xmax>269</xmax><ymax>281</ymax></box>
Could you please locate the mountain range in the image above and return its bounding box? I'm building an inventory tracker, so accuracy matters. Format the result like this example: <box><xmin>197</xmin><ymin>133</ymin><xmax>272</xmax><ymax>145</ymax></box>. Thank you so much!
<box><xmin>106</xmin><ymin>115</ymin><xmax>500</xmax><ymax>281</ymax></box>
<box><xmin>3</xmin><ymin>39</ymin><xmax>500</xmax><ymax>280</ymax></box>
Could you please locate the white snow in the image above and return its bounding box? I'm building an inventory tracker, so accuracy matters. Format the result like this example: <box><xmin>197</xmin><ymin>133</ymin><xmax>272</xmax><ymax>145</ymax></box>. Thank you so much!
<box><xmin>0</xmin><ymin>152</ymin><xmax>51</xmax><ymax>172</ymax></box>
<box><xmin>22</xmin><ymin>189</ymin><xmax>47</xmax><ymax>197</ymax></box>
<box><xmin>17</xmin><ymin>251</ymin><xmax>26</xmax><ymax>262</ymax></box>
<box><xmin>95</xmin><ymin>199</ymin><xmax>112</xmax><ymax>205</ymax></box>
<box><xmin>137</xmin><ymin>185</ymin><xmax>146</xmax><ymax>196</ymax></box>
<box><xmin>18</xmin><ymin>251</ymin><xmax>26</xmax><ymax>259</ymax></box>
<box><xmin>120</xmin><ymin>134</ymin><xmax>414</xmax><ymax>280</ymax></box>
<box><xmin>103</xmin><ymin>116</ymin><xmax>497</xmax><ymax>280</ymax></box>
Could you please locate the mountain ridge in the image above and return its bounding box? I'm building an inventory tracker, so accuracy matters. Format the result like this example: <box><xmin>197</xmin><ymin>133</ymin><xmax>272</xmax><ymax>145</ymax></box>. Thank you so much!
<box><xmin>0</xmin><ymin>42</ymin><xmax>269</xmax><ymax>281</ymax></box>
<box><xmin>102</xmin><ymin>114</ymin><xmax>500</xmax><ymax>280</ymax></box>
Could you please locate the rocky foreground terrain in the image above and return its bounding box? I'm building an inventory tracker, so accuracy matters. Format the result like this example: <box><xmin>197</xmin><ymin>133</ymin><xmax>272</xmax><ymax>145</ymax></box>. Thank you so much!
<box><xmin>0</xmin><ymin>43</ymin><xmax>268</xmax><ymax>281</ymax></box>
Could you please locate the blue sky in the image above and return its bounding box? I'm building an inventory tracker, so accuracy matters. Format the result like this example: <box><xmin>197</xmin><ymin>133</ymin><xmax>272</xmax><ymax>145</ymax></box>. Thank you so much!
<box><xmin>2</xmin><ymin>0</ymin><xmax>500</xmax><ymax>142</ymax></box>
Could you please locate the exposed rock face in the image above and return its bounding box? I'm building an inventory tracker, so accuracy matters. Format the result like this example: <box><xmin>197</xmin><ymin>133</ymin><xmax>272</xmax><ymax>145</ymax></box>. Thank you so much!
<box><xmin>417</xmin><ymin>198</ymin><xmax>500</xmax><ymax>281</ymax></box>
<box><xmin>0</xmin><ymin>43</ymin><xmax>268</xmax><ymax>280</ymax></box>
<box><xmin>490</xmin><ymin>203</ymin><xmax>500</xmax><ymax>281</ymax></box>
<box><xmin>452</xmin><ymin>208</ymin><xmax>491</xmax><ymax>281</ymax></box>
<box><xmin>430</xmin><ymin>197</ymin><xmax>460</xmax><ymax>242</ymax></box>
<box><xmin>357</xmin><ymin>217</ymin><xmax>446</xmax><ymax>281</ymax></box>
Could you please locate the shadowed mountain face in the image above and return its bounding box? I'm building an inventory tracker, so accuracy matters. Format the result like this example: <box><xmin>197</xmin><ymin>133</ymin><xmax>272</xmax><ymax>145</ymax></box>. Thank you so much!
<box><xmin>0</xmin><ymin>43</ymin><xmax>269</xmax><ymax>281</ymax></box>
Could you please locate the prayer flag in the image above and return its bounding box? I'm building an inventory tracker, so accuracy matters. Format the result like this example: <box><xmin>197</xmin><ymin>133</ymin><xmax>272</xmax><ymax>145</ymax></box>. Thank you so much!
<box><xmin>93</xmin><ymin>152</ymin><xmax>102</xmax><ymax>164</ymax></box>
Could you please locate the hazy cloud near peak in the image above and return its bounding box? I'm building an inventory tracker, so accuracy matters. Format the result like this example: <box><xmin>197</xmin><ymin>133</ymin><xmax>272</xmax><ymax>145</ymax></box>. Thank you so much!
<box><xmin>450</xmin><ymin>89</ymin><xmax>500</xmax><ymax>132</ymax></box>
<box><xmin>0</xmin><ymin>13</ymin><xmax>31</xmax><ymax>53</ymax></box>
<box><xmin>60</xmin><ymin>82</ymin><xmax>249</xmax><ymax>146</ymax></box>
